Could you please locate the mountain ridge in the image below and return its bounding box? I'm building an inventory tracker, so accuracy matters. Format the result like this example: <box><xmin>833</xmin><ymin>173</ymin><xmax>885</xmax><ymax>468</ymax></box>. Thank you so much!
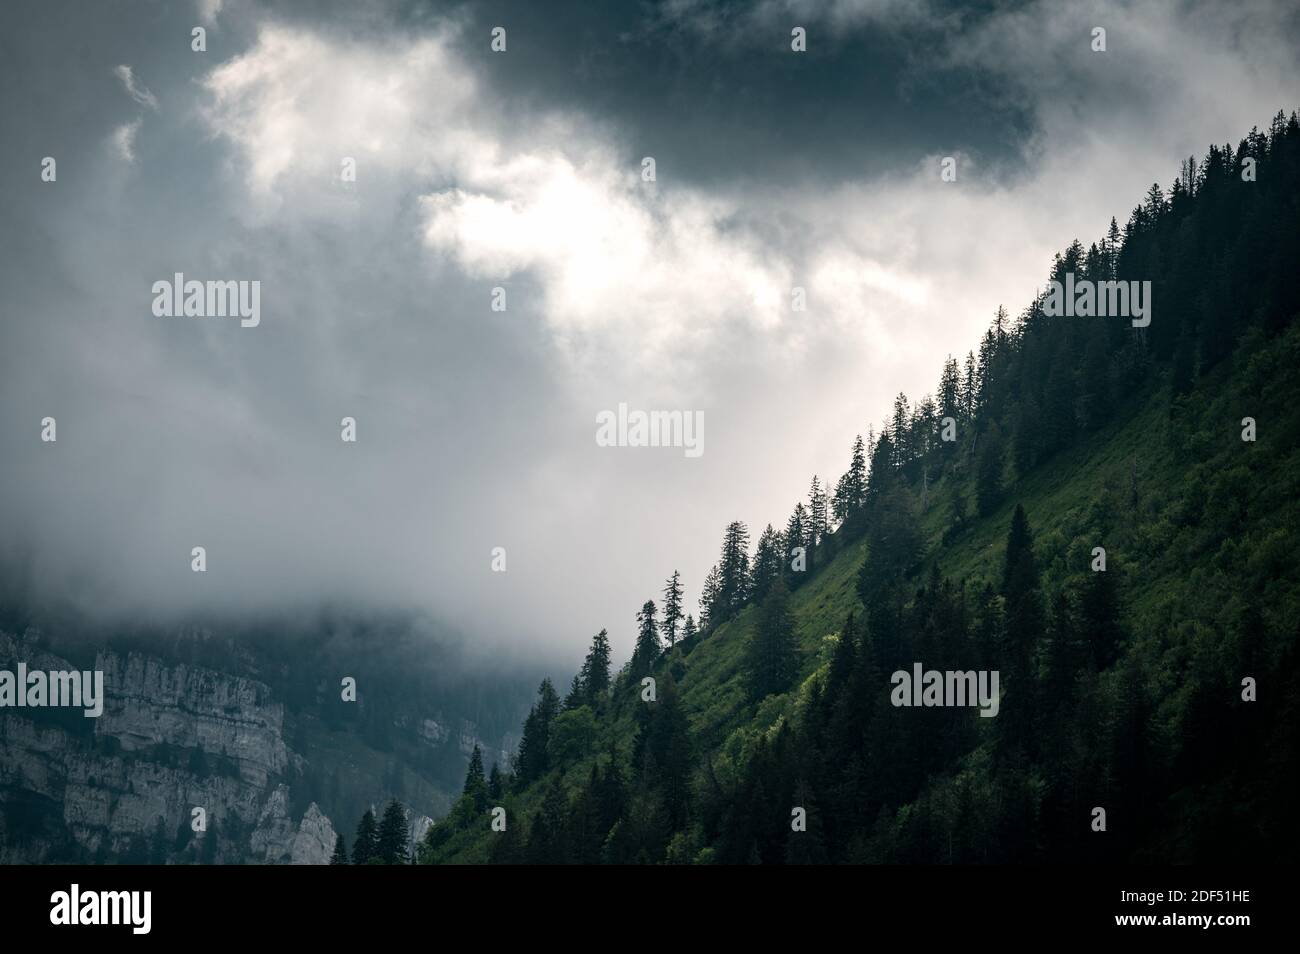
<box><xmin>414</xmin><ymin>108</ymin><xmax>1300</xmax><ymax>865</ymax></box>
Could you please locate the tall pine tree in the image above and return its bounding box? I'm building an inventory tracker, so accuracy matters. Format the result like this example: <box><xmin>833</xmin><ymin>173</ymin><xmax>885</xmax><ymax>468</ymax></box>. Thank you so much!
<box><xmin>579</xmin><ymin>629</ymin><xmax>612</xmax><ymax>705</ymax></box>
<box><xmin>329</xmin><ymin>833</ymin><xmax>348</xmax><ymax>865</ymax></box>
<box><xmin>998</xmin><ymin>505</ymin><xmax>1044</xmax><ymax>761</ymax></box>
<box><xmin>516</xmin><ymin>679</ymin><xmax>561</xmax><ymax>784</ymax></box>
<box><xmin>631</xmin><ymin>600</ymin><xmax>661</xmax><ymax>678</ymax></box>
<box><xmin>463</xmin><ymin>744</ymin><xmax>488</xmax><ymax>812</ymax></box>
<box><xmin>377</xmin><ymin>799</ymin><xmax>409</xmax><ymax>864</ymax></box>
<box><xmin>660</xmin><ymin>571</ymin><xmax>684</xmax><ymax>647</ymax></box>
<box><xmin>352</xmin><ymin>808</ymin><xmax>379</xmax><ymax>865</ymax></box>
<box><xmin>751</xmin><ymin>524</ymin><xmax>783</xmax><ymax>600</ymax></box>
<box><xmin>745</xmin><ymin>577</ymin><xmax>799</xmax><ymax>702</ymax></box>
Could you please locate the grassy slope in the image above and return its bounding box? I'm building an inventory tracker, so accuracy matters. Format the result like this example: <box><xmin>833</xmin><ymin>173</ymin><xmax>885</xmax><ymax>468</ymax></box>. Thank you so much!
<box><xmin>429</xmin><ymin>322</ymin><xmax>1300</xmax><ymax>863</ymax></box>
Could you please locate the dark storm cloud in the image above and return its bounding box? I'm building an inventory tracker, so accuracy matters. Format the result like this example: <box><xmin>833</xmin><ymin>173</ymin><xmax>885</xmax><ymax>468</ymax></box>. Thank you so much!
<box><xmin>209</xmin><ymin>0</ymin><xmax>1034</xmax><ymax>188</ymax></box>
<box><xmin>397</xmin><ymin>0</ymin><xmax>1036</xmax><ymax>188</ymax></box>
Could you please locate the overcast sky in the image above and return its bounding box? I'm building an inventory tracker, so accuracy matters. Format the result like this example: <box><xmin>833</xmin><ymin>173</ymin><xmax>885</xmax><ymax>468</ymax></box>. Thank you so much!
<box><xmin>1</xmin><ymin>0</ymin><xmax>1297</xmax><ymax>669</ymax></box>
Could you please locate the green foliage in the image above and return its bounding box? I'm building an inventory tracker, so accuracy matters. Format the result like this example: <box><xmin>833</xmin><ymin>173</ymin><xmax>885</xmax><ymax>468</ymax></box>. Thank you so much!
<box><xmin>515</xmin><ymin>679</ymin><xmax>560</xmax><ymax>785</ymax></box>
<box><xmin>744</xmin><ymin>578</ymin><xmax>799</xmax><ymax>702</ymax></box>
<box><xmin>462</xmin><ymin>744</ymin><xmax>488</xmax><ymax>813</ymax></box>
<box><xmin>976</xmin><ymin>427</ymin><xmax>1004</xmax><ymax>516</ymax></box>
<box><xmin>661</xmin><ymin>571</ymin><xmax>684</xmax><ymax>648</ymax></box>
<box><xmin>630</xmin><ymin>601</ymin><xmax>661</xmax><ymax>679</ymax></box>
<box><xmin>578</xmin><ymin>629</ymin><xmax>613</xmax><ymax>707</ymax></box>
<box><xmin>548</xmin><ymin>706</ymin><xmax>598</xmax><ymax>766</ymax></box>
<box><xmin>376</xmin><ymin>799</ymin><xmax>409</xmax><ymax>864</ymax></box>
<box><xmin>414</xmin><ymin>112</ymin><xmax>1300</xmax><ymax>865</ymax></box>
<box><xmin>351</xmin><ymin>808</ymin><xmax>378</xmax><ymax>865</ymax></box>
<box><xmin>329</xmin><ymin>833</ymin><xmax>348</xmax><ymax>865</ymax></box>
<box><xmin>750</xmin><ymin>525</ymin><xmax>783</xmax><ymax>601</ymax></box>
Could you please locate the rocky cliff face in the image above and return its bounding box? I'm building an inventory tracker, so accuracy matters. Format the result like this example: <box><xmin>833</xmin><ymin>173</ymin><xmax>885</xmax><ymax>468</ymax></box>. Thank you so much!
<box><xmin>1</xmin><ymin>621</ymin><xmax>532</xmax><ymax>864</ymax></box>
<box><xmin>95</xmin><ymin>651</ymin><xmax>291</xmax><ymax>788</ymax></box>
<box><xmin>0</xmin><ymin>630</ymin><xmax>334</xmax><ymax>864</ymax></box>
<box><xmin>419</xmin><ymin>715</ymin><xmax>515</xmax><ymax>774</ymax></box>
<box><xmin>250</xmin><ymin>787</ymin><xmax>337</xmax><ymax>864</ymax></box>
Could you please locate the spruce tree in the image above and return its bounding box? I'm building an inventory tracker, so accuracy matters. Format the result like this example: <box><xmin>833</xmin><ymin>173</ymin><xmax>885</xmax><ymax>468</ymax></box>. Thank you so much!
<box><xmin>826</xmin><ymin>611</ymin><xmax>858</xmax><ymax>704</ymax></box>
<box><xmin>376</xmin><ymin>799</ymin><xmax>409</xmax><ymax>864</ymax></box>
<box><xmin>716</xmin><ymin>521</ymin><xmax>752</xmax><ymax>621</ymax></box>
<box><xmin>579</xmin><ymin>629</ymin><xmax>612</xmax><ymax>704</ymax></box>
<box><xmin>998</xmin><ymin>505</ymin><xmax>1044</xmax><ymax>760</ymax></box>
<box><xmin>976</xmin><ymin>428</ymin><xmax>1004</xmax><ymax>516</ymax></box>
<box><xmin>329</xmin><ymin>833</ymin><xmax>348</xmax><ymax>865</ymax></box>
<box><xmin>596</xmin><ymin>746</ymin><xmax>628</xmax><ymax>835</ymax></box>
<box><xmin>833</xmin><ymin>435</ymin><xmax>868</xmax><ymax>525</ymax></box>
<box><xmin>1079</xmin><ymin>565</ymin><xmax>1125</xmax><ymax>671</ymax></box>
<box><xmin>1002</xmin><ymin>503</ymin><xmax>1038</xmax><ymax>596</ymax></box>
<box><xmin>464</xmin><ymin>744</ymin><xmax>489</xmax><ymax>812</ymax></box>
<box><xmin>865</xmin><ymin>430</ymin><xmax>896</xmax><ymax>507</ymax></box>
<box><xmin>864</xmin><ymin>484</ymin><xmax>922</xmax><ymax>600</ymax></box>
<box><xmin>516</xmin><ymin>679</ymin><xmax>561</xmax><ymax>784</ymax></box>
<box><xmin>526</xmin><ymin>779</ymin><xmax>570</xmax><ymax>864</ymax></box>
<box><xmin>745</xmin><ymin>577</ymin><xmax>799</xmax><ymax>702</ymax></box>
<box><xmin>636</xmin><ymin>675</ymin><xmax>693</xmax><ymax>831</ymax></box>
<box><xmin>631</xmin><ymin>600</ymin><xmax>661</xmax><ymax>678</ymax></box>
<box><xmin>890</xmin><ymin>393</ymin><xmax>912</xmax><ymax>472</ymax></box>
<box><xmin>1105</xmin><ymin>216</ymin><xmax>1122</xmax><ymax>276</ymax></box>
<box><xmin>1042</xmin><ymin>350</ymin><xmax>1077</xmax><ymax>453</ymax></box>
<box><xmin>751</xmin><ymin>523</ymin><xmax>783</xmax><ymax>600</ymax></box>
<box><xmin>938</xmin><ymin>356</ymin><xmax>961</xmax><ymax>424</ymax></box>
<box><xmin>352</xmin><ymin>809</ymin><xmax>379</xmax><ymax>865</ymax></box>
<box><xmin>660</xmin><ymin>570</ymin><xmax>684</xmax><ymax>647</ymax></box>
<box><xmin>1042</xmin><ymin>590</ymin><xmax>1080</xmax><ymax>703</ymax></box>
<box><xmin>1143</xmin><ymin>182</ymin><xmax>1166</xmax><ymax>222</ymax></box>
<box><xmin>809</xmin><ymin>476</ymin><xmax>828</xmax><ymax>544</ymax></box>
<box><xmin>961</xmin><ymin>351</ymin><xmax>978</xmax><ymax>423</ymax></box>
<box><xmin>699</xmin><ymin>564</ymin><xmax>722</xmax><ymax>632</ymax></box>
<box><xmin>570</xmin><ymin>766</ymin><xmax>606</xmax><ymax>864</ymax></box>
<box><xmin>563</xmin><ymin>673</ymin><xmax>584</xmax><ymax>709</ymax></box>
<box><xmin>1078</xmin><ymin>331</ymin><xmax>1115</xmax><ymax>430</ymax></box>
<box><xmin>784</xmin><ymin>504</ymin><xmax>808</xmax><ymax>586</ymax></box>
<box><xmin>487</xmin><ymin>763</ymin><xmax>504</xmax><ymax>803</ymax></box>
<box><xmin>847</xmin><ymin>434</ymin><xmax>867</xmax><ymax>504</ymax></box>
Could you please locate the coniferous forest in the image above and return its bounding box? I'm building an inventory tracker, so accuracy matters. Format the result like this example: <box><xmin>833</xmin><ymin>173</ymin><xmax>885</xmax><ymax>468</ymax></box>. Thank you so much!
<box><xmin>331</xmin><ymin>113</ymin><xmax>1300</xmax><ymax>865</ymax></box>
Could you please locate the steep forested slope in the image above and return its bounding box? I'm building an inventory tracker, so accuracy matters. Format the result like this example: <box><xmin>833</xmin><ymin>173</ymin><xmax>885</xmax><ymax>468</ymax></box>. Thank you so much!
<box><xmin>413</xmin><ymin>110</ymin><xmax>1300</xmax><ymax>865</ymax></box>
